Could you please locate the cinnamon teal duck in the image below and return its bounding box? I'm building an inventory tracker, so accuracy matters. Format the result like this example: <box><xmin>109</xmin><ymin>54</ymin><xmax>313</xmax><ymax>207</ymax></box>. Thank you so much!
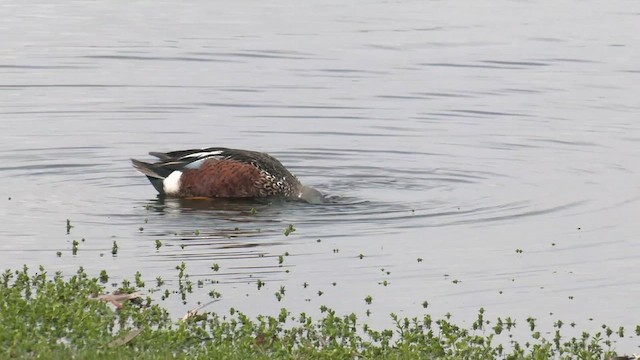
<box><xmin>132</xmin><ymin>147</ymin><xmax>324</xmax><ymax>203</ymax></box>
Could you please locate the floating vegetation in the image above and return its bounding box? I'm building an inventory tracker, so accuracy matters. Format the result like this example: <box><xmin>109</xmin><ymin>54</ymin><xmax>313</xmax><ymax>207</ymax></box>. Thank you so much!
<box><xmin>134</xmin><ymin>271</ymin><xmax>145</xmax><ymax>288</ymax></box>
<box><xmin>0</xmin><ymin>265</ymin><xmax>632</xmax><ymax>358</ymax></box>
<box><xmin>111</xmin><ymin>241</ymin><xmax>118</xmax><ymax>256</ymax></box>
<box><xmin>284</xmin><ymin>224</ymin><xmax>296</xmax><ymax>236</ymax></box>
<box><xmin>72</xmin><ymin>240</ymin><xmax>79</xmax><ymax>255</ymax></box>
<box><xmin>275</xmin><ymin>286</ymin><xmax>286</xmax><ymax>302</ymax></box>
<box><xmin>99</xmin><ymin>270</ymin><xmax>108</xmax><ymax>283</ymax></box>
<box><xmin>66</xmin><ymin>219</ymin><xmax>73</xmax><ymax>234</ymax></box>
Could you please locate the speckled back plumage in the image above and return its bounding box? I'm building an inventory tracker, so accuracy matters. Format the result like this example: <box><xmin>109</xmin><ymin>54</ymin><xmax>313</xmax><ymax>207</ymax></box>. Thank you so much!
<box><xmin>132</xmin><ymin>147</ymin><xmax>304</xmax><ymax>199</ymax></box>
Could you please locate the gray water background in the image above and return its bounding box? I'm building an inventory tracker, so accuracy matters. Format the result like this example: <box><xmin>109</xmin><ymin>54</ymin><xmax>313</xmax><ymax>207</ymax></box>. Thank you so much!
<box><xmin>2</xmin><ymin>0</ymin><xmax>640</xmax><ymax>350</ymax></box>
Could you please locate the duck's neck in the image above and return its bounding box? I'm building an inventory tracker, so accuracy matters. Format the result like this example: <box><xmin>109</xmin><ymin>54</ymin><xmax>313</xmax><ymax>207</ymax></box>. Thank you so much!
<box><xmin>297</xmin><ymin>186</ymin><xmax>324</xmax><ymax>204</ymax></box>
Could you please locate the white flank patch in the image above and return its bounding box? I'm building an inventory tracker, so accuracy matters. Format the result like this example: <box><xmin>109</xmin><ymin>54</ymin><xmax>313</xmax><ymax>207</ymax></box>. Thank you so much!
<box><xmin>182</xmin><ymin>150</ymin><xmax>223</xmax><ymax>159</ymax></box>
<box><xmin>163</xmin><ymin>171</ymin><xmax>182</xmax><ymax>195</ymax></box>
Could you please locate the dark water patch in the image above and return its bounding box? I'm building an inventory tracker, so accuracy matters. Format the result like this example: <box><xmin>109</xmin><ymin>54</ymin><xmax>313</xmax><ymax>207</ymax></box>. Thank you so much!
<box><xmin>376</xmin><ymin>95</ymin><xmax>429</xmax><ymax>100</ymax></box>
<box><xmin>357</xmin><ymin>26</ymin><xmax>446</xmax><ymax>34</ymax></box>
<box><xmin>317</xmin><ymin>68</ymin><xmax>389</xmax><ymax>75</ymax></box>
<box><xmin>485</xmin><ymin>141</ymin><xmax>540</xmax><ymax>150</ymax></box>
<box><xmin>247</xmin><ymin>130</ymin><xmax>416</xmax><ymax>137</ymax></box>
<box><xmin>246</xmin><ymin>115</ymin><xmax>370</xmax><ymax>120</ymax></box>
<box><xmin>219</xmin><ymin>87</ymin><xmax>264</xmax><ymax>93</ymax></box>
<box><xmin>421</xmin><ymin>62</ymin><xmax>525</xmax><ymax>70</ymax></box>
<box><xmin>0</xmin><ymin>64</ymin><xmax>90</xmax><ymax>69</ymax></box>
<box><xmin>424</xmin><ymin>110</ymin><xmax>528</xmax><ymax>119</ymax></box>
<box><xmin>124</xmin><ymin>105</ymin><xmax>197</xmax><ymax>112</ymax></box>
<box><xmin>497</xmin><ymin>88</ymin><xmax>543</xmax><ymax>94</ymax></box>
<box><xmin>527</xmin><ymin>138</ymin><xmax>600</xmax><ymax>148</ymax></box>
<box><xmin>293</xmin><ymin>73</ymin><xmax>376</xmax><ymax>79</ymax></box>
<box><xmin>82</xmin><ymin>55</ymin><xmax>238</xmax><ymax>63</ymax></box>
<box><xmin>291</xmin><ymin>68</ymin><xmax>386</xmax><ymax>78</ymax></box>
<box><xmin>481</xmin><ymin>60</ymin><xmax>550</xmax><ymax>67</ymax></box>
<box><xmin>0</xmin><ymin>84</ymin><xmax>239</xmax><ymax>89</ymax></box>
<box><xmin>363</xmin><ymin>44</ymin><xmax>402</xmax><ymax>51</ymax></box>
<box><xmin>538</xmin><ymin>58</ymin><xmax>599</xmax><ymax>64</ymax></box>
<box><xmin>0</xmin><ymin>163</ymin><xmax>98</xmax><ymax>173</ymax></box>
<box><xmin>414</xmin><ymin>92</ymin><xmax>476</xmax><ymax>98</ymax></box>
<box><xmin>213</xmin><ymin>51</ymin><xmax>314</xmax><ymax>60</ymax></box>
<box><xmin>451</xmin><ymin>109</ymin><xmax>531</xmax><ymax>117</ymax></box>
<box><xmin>528</xmin><ymin>37</ymin><xmax>565</xmax><ymax>42</ymax></box>
<box><xmin>196</xmin><ymin>102</ymin><xmax>366</xmax><ymax>110</ymax></box>
<box><xmin>2</xmin><ymin>145</ymin><xmax>110</xmax><ymax>153</ymax></box>
<box><xmin>0</xmin><ymin>109</ymin><xmax>188</xmax><ymax>115</ymax></box>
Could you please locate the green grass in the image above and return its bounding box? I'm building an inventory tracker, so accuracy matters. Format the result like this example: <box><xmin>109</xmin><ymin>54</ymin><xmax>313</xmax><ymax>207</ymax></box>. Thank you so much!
<box><xmin>0</xmin><ymin>265</ymin><xmax>634</xmax><ymax>359</ymax></box>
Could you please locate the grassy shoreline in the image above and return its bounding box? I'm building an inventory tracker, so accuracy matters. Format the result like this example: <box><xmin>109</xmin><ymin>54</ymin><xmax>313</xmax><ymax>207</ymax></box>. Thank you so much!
<box><xmin>1</xmin><ymin>265</ymin><xmax>636</xmax><ymax>359</ymax></box>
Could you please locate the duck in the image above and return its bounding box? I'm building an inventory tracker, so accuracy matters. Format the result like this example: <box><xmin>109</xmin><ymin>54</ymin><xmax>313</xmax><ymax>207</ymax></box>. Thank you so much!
<box><xmin>131</xmin><ymin>147</ymin><xmax>324</xmax><ymax>203</ymax></box>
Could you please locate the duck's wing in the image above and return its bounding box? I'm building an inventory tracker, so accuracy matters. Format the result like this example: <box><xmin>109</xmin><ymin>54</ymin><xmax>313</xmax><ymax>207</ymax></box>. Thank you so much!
<box><xmin>149</xmin><ymin>148</ymin><xmax>230</xmax><ymax>161</ymax></box>
<box><xmin>143</xmin><ymin>148</ymin><xmax>229</xmax><ymax>170</ymax></box>
<box><xmin>149</xmin><ymin>147</ymin><xmax>274</xmax><ymax>169</ymax></box>
<box><xmin>146</xmin><ymin>147</ymin><xmax>296</xmax><ymax>181</ymax></box>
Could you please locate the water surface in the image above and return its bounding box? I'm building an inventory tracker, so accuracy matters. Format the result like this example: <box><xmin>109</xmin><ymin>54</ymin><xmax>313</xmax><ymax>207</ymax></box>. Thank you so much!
<box><xmin>2</xmin><ymin>0</ymin><xmax>640</xmax><ymax>350</ymax></box>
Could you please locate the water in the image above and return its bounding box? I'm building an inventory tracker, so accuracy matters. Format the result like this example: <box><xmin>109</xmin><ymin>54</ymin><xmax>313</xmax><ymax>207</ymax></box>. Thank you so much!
<box><xmin>2</xmin><ymin>0</ymin><xmax>640</xmax><ymax>350</ymax></box>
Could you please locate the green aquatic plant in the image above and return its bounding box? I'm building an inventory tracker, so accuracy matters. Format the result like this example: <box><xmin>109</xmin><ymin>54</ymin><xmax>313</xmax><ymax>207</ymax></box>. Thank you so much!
<box><xmin>134</xmin><ymin>271</ymin><xmax>145</xmax><ymax>288</ymax></box>
<box><xmin>99</xmin><ymin>270</ymin><xmax>108</xmax><ymax>284</ymax></box>
<box><xmin>72</xmin><ymin>239</ymin><xmax>79</xmax><ymax>255</ymax></box>
<box><xmin>66</xmin><ymin>219</ymin><xmax>73</xmax><ymax>234</ymax></box>
<box><xmin>0</xmin><ymin>265</ymin><xmax>633</xmax><ymax>359</ymax></box>
<box><xmin>284</xmin><ymin>224</ymin><xmax>296</xmax><ymax>236</ymax></box>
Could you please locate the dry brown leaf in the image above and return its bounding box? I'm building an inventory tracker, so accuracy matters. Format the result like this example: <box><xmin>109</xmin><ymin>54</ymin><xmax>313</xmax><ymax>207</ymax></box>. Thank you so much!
<box><xmin>90</xmin><ymin>292</ymin><xmax>143</xmax><ymax>309</ymax></box>
<box><xmin>181</xmin><ymin>299</ymin><xmax>220</xmax><ymax>321</ymax></box>
<box><xmin>107</xmin><ymin>328</ymin><xmax>143</xmax><ymax>348</ymax></box>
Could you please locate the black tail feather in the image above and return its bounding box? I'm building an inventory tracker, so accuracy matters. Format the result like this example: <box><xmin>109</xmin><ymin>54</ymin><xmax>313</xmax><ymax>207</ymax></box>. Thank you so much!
<box><xmin>131</xmin><ymin>159</ymin><xmax>172</xmax><ymax>195</ymax></box>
